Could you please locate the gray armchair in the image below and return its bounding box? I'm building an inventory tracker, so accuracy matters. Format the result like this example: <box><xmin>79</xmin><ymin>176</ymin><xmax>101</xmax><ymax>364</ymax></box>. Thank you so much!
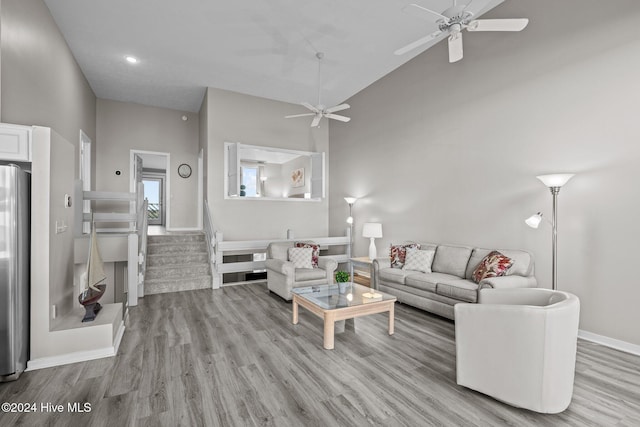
<box><xmin>265</xmin><ymin>241</ymin><xmax>337</xmax><ymax>300</ymax></box>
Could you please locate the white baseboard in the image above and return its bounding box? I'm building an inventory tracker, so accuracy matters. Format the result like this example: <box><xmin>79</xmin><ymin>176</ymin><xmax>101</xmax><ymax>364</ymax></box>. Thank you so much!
<box><xmin>27</xmin><ymin>347</ymin><xmax>116</xmax><ymax>371</ymax></box>
<box><xmin>165</xmin><ymin>227</ymin><xmax>202</xmax><ymax>232</ymax></box>
<box><xmin>578</xmin><ymin>329</ymin><xmax>640</xmax><ymax>356</ymax></box>
<box><xmin>26</xmin><ymin>321</ymin><xmax>126</xmax><ymax>371</ymax></box>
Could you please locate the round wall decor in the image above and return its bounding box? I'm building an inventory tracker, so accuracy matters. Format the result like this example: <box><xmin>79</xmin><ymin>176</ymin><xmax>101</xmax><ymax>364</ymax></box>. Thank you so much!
<box><xmin>178</xmin><ymin>163</ymin><xmax>192</xmax><ymax>178</ymax></box>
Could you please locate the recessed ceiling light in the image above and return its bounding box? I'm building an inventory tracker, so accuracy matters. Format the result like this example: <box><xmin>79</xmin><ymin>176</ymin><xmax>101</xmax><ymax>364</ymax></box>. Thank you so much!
<box><xmin>125</xmin><ymin>56</ymin><xmax>138</xmax><ymax>64</ymax></box>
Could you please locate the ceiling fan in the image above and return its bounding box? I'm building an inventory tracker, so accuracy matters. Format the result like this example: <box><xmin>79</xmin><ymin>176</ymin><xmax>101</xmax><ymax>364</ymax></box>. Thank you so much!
<box><xmin>285</xmin><ymin>52</ymin><xmax>351</xmax><ymax>128</ymax></box>
<box><xmin>394</xmin><ymin>0</ymin><xmax>529</xmax><ymax>63</ymax></box>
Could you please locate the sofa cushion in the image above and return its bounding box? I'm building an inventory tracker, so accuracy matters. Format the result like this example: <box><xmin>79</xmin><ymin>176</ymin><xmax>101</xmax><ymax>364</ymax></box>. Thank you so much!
<box><xmin>403</xmin><ymin>249</ymin><xmax>436</xmax><ymax>273</ymax></box>
<box><xmin>294</xmin><ymin>268</ymin><xmax>326</xmax><ymax>281</ymax></box>
<box><xmin>435</xmin><ymin>278</ymin><xmax>479</xmax><ymax>303</ymax></box>
<box><xmin>432</xmin><ymin>245</ymin><xmax>473</xmax><ymax>278</ymax></box>
<box><xmin>472</xmin><ymin>251</ymin><xmax>513</xmax><ymax>283</ymax></box>
<box><xmin>465</xmin><ymin>248</ymin><xmax>533</xmax><ymax>280</ymax></box>
<box><xmin>295</xmin><ymin>242</ymin><xmax>319</xmax><ymax>268</ymax></box>
<box><xmin>379</xmin><ymin>267</ymin><xmax>415</xmax><ymax>285</ymax></box>
<box><xmin>390</xmin><ymin>243</ymin><xmax>421</xmax><ymax>268</ymax></box>
<box><xmin>405</xmin><ymin>272</ymin><xmax>460</xmax><ymax>293</ymax></box>
<box><xmin>288</xmin><ymin>247</ymin><xmax>313</xmax><ymax>269</ymax></box>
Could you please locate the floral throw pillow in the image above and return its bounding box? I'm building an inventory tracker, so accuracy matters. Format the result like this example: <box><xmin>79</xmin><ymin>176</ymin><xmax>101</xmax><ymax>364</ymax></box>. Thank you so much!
<box><xmin>472</xmin><ymin>251</ymin><xmax>514</xmax><ymax>283</ymax></box>
<box><xmin>389</xmin><ymin>243</ymin><xmax>421</xmax><ymax>269</ymax></box>
<box><xmin>295</xmin><ymin>242</ymin><xmax>319</xmax><ymax>268</ymax></box>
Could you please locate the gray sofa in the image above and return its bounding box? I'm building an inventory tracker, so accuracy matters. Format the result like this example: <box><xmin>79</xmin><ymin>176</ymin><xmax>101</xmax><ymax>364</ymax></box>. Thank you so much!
<box><xmin>373</xmin><ymin>243</ymin><xmax>537</xmax><ymax>320</ymax></box>
<box><xmin>265</xmin><ymin>241</ymin><xmax>338</xmax><ymax>301</ymax></box>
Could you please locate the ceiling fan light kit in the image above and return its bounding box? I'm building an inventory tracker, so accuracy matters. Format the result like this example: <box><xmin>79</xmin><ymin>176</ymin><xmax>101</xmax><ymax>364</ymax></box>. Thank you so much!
<box><xmin>285</xmin><ymin>52</ymin><xmax>351</xmax><ymax>128</ymax></box>
<box><xmin>395</xmin><ymin>1</ymin><xmax>529</xmax><ymax>63</ymax></box>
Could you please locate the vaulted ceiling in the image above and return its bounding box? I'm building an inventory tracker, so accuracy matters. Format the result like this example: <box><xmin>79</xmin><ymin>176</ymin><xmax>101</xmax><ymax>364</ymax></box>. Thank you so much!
<box><xmin>44</xmin><ymin>0</ymin><xmax>505</xmax><ymax>112</ymax></box>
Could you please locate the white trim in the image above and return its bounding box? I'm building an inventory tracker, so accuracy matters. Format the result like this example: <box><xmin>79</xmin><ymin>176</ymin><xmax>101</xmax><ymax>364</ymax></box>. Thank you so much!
<box><xmin>113</xmin><ymin>320</ymin><xmax>125</xmax><ymax>353</ymax></box>
<box><xmin>96</xmin><ymin>227</ymin><xmax>131</xmax><ymax>233</ymax></box>
<box><xmin>166</xmin><ymin>226</ymin><xmax>202</xmax><ymax>232</ymax></box>
<box><xmin>578</xmin><ymin>329</ymin><xmax>640</xmax><ymax>357</ymax></box>
<box><xmin>226</xmin><ymin>196</ymin><xmax>321</xmax><ymax>202</ymax></box>
<box><xmin>26</xmin><ymin>326</ymin><xmax>124</xmax><ymax>371</ymax></box>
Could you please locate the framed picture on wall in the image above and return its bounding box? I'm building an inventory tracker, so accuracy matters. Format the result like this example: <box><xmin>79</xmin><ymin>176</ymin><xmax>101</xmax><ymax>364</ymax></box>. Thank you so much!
<box><xmin>291</xmin><ymin>168</ymin><xmax>304</xmax><ymax>188</ymax></box>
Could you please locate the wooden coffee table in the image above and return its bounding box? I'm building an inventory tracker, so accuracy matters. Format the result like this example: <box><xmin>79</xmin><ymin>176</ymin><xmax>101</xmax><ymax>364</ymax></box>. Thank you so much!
<box><xmin>292</xmin><ymin>283</ymin><xmax>396</xmax><ymax>350</ymax></box>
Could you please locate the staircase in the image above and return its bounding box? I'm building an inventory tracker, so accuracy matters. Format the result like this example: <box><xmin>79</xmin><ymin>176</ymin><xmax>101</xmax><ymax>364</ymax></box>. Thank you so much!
<box><xmin>144</xmin><ymin>232</ymin><xmax>212</xmax><ymax>295</ymax></box>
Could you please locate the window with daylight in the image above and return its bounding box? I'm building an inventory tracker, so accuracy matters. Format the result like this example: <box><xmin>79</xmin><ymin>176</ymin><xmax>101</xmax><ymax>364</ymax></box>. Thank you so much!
<box><xmin>241</xmin><ymin>166</ymin><xmax>259</xmax><ymax>197</ymax></box>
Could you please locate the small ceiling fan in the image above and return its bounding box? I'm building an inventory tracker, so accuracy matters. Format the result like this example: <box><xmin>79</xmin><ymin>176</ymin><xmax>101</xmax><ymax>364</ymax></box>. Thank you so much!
<box><xmin>394</xmin><ymin>0</ymin><xmax>528</xmax><ymax>63</ymax></box>
<box><xmin>285</xmin><ymin>52</ymin><xmax>351</xmax><ymax>128</ymax></box>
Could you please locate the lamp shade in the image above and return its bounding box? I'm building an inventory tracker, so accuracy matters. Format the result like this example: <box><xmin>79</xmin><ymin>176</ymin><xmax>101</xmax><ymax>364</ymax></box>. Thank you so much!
<box><xmin>362</xmin><ymin>223</ymin><xmax>383</xmax><ymax>238</ymax></box>
<box><xmin>525</xmin><ymin>212</ymin><xmax>543</xmax><ymax>229</ymax></box>
<box><xmin>536</xmin><ymin>174</ymin><xmax>574</xmax><ymax>188</ymax></box>
<box><xmin>344</xmin><ymin>197</ymin><xmax>357</xmax><ymax>205</ymax></box>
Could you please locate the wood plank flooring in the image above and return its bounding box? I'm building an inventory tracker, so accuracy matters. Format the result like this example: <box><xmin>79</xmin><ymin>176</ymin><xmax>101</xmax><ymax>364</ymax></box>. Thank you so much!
<box><xmin>1</xmin><ymin>283</ymin><xmax>639</xmax><ymax>426</ymax></box>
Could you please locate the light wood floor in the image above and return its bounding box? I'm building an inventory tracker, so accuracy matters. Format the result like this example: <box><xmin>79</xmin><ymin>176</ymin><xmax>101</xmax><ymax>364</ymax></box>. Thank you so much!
<box><xmin>1</xmin><ymin>283</ymin><xmax>639</xmax><ymax>426</ymax></box>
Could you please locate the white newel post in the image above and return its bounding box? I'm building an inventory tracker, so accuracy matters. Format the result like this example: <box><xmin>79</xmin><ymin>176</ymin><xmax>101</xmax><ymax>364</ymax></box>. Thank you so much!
<box><xmin>213</xmin><ymin>231</ymin><xmax>224</xmax><ymax>289</ymax></box>
<box><xmin>128</xmin><ymin>233</ymin><xmax>139</xmax><ymax>306</ymax></box>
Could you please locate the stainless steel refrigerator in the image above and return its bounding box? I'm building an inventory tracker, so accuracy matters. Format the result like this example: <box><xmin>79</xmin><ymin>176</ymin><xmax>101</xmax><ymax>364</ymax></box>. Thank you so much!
<box><xmin>0</xmin><ymin>164</ymin><xmax>30</xmax><ymax>382</ymax></box>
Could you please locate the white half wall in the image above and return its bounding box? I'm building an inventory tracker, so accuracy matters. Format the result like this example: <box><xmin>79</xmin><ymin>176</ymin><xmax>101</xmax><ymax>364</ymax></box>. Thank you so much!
<box><xmin>329</xmin><ymin>0</ymin><xmax>640</xmax><ymax>346</ymax></box>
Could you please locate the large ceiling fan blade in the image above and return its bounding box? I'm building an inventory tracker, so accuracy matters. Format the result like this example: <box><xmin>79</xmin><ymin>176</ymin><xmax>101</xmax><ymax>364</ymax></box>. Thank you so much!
<box><xmin>394</xmin><ymin>31</ymin><xmax>442</xmax><ymax>55</ymax></box>
<box><xmin>448</xmin><ymin>32</ymin><xmax>463</xmax><ymax>63</ymax></box>
<box><xmin>285</xmin><ymin>113</ymin><xmax>315</xmax><ymax>119</ymax></box>
<box><xmin>325</xmin><ymin>103</ymin><xmax>350</xmax><ymax>113</ymax></box>
<box><xmin>402</xmin><ymin>3</ymin><xmax>448</xmax><ymax>22</ymax></box>
<box><xmin>467</xmin><ymin>18</ymin><xmax>529</xmax><ymax>32</ymax></box>
<box><xmin>311</xmin><ymin>115</ymin><xmax>322</xmax><ymax>128</ymax></box>
<box><xmin>325</xmin><ymin>114</ymin><xmax>351</xmax><ymax>123</ymax></box>
<box><xmin>301</xmin><ymin>102</ymin><xmax>320</xmax><ymax>113</ymax></box>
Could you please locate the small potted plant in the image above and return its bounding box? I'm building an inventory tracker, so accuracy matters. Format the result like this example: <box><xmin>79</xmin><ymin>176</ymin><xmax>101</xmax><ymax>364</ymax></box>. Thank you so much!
<box><xmin>335</xmin><ymin>271</ymin><xmax>350</xmax><ymax>283</ymax></box>
<box><xmin>335</xmin><ymin>271</ymin><xmax>350</xmax><ymax>293</ymax></box>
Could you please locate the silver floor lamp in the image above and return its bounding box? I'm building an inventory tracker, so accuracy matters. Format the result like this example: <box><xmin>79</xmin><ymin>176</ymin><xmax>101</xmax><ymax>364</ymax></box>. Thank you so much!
<box><xmin>345</xmin><ymin>197</ymin><xmax>357</xmax><ymax>280</ymax></box>
<box><xmin>525</xmin><ymin>173</ymin><xmax>574</xmax><ymax>290</ymax></box>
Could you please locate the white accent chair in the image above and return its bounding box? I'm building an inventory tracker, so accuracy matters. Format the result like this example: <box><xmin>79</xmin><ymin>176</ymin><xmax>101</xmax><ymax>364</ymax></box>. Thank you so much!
<box><xmin>455</xmin><ymin>288</ymin><xmax>580</xmax><ymax>413</ymax></box>
<box><xmin>265</xmin><ymin>241</ymin><xmax>337</xmax><ymax>301</ymax></box>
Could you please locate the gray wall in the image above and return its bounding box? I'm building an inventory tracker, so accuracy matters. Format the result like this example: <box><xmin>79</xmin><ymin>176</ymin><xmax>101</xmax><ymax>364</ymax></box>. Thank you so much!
<box><xmin>96</xmin><ymin>99</ymin><xmax>200</xmax><ymax>229</ymax></box>
<box><xmin>205</xmin><ymin>87</ymin><xmax>329</xmax><ymax>240</ymax></box>
<box><xmin>329</xmin><ymin>0</ymin><xmax>640</xmax><ymax>346</ymax></box>
<box><xmin>0</xmin><ymin>0</ymin><xmax>96</xmax><ymax>178</ymax></box>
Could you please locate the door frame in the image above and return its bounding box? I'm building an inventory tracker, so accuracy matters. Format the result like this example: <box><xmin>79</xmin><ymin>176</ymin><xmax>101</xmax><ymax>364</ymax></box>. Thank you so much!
<box><xmin>130</xmin><ymin>150</ymin><xmax>171</xmax><ymax>229</ymax></box>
